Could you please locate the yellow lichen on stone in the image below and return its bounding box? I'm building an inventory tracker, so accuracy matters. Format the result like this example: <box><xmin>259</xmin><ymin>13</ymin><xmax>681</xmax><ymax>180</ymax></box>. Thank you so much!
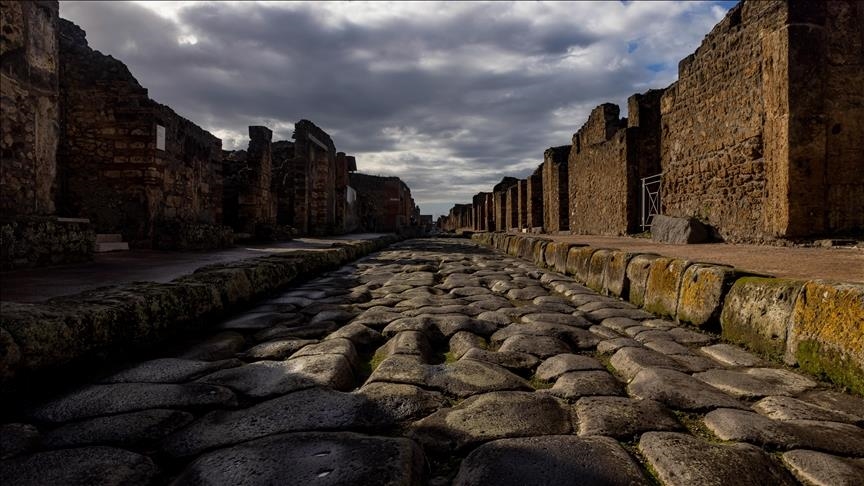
<box><xmin>643</xmin><ymin>257</ymin><xmax>691</xmax><ymax>318</ymax></box>
<box><xmin>676</xmin><ymin>264</ymin><xmax>735</xmax><ymax>329</ymax></box>
<box><xmin>787</xmin><ymin>281</ymin><xmax>864</xmax><ymax>395</ymax></box>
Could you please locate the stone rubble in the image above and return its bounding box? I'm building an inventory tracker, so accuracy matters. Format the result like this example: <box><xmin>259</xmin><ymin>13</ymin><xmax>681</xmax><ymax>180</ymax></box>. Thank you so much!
<box><xmin>2</xmin><ymin>238</ymin><xmax>863</xmax><ymax>485</ymax></box>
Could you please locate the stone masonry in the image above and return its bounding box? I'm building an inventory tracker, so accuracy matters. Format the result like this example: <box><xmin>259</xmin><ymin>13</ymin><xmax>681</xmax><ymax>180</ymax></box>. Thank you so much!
<box><xmin>515</xmin><ymin>179</ymin><xmax>528</xmax><ymax>230</ymax></box>
<box><xmin>525</xmin><ymin>167</ymin><xmax>544</xmax><ymax>230</ymax></box>
<box><xmin>542</xmin><ymin>146</ymin><xmax>569</xmax><ymax>233</ymax></box>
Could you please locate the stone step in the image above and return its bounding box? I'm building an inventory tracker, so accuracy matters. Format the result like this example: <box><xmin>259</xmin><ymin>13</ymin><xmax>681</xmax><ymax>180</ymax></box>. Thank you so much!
<box><xmin>95</xmin><ymin>241</ymin><xmax>129</xmax><ymax>253</ymax></box>
<box><xmin>95</xmin><ymin>234</ymin><xmax>123</xmax><ymax>243</ymax></box>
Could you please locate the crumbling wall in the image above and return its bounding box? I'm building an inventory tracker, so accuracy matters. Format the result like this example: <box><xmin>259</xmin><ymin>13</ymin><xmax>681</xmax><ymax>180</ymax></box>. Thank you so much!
<box><xmin>568</xmin><ymin>93</ymin><xmax>663</xmax><ymax>235</ymax></box>
<box><xmin>223</xmin><ymin>126</ymin><xmax>277</xmax><ymax>236</ymax></box>
<box><xmin>350</xmin><ymin>173</ymin><xmax>415</xmax><ymax>233</ymax></box>
<box><xmin>542</xmin><ymin>146</ymin><xmax>570</xmax><ymax>232</ymax></box>
<box><xmin>1</xmin><ymin>0</ymin><xmax>59</xmax><ymax>218</ymax></box>
<box><xmin>492</xmin><ymin>177</ymin><xmax>518</xmax><ymax>232</ymax></box>
<box><xmin>505</xmin><ymin>185</ymin><xmax>519</xmax><ymax>230</ymax></box>
<box><xmin>516</xmin><ymin>179</ymin><xmax>528</xmax><ymax>229</ymax></box>
<box><xmin>57</xmin><ymin>19</ymin><xmax>226</xmax><ymax>248</ymax></box>
<box><xmin>526</xmin><ymin>167</ymin><xmax>543</xmax><ymax>230</ymax></box>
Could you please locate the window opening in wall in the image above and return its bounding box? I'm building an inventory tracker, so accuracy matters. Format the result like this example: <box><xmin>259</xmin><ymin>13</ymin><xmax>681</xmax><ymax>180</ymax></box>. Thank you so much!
<box><xmin>641</xmin><ymin>172</ymin><xmax>662</xmax><ymax>232</ymax></box>
<box><xmin>156</xmin><ymin>124</ymin><xmax>166</xmax><ymax>151</ymax></box>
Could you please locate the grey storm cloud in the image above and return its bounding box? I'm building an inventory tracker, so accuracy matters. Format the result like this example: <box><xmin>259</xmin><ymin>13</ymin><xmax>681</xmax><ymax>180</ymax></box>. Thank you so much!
<box><xmin>60</xmin><ymin>1</ymin><xmax>732</xmax><ymax>217</ymax></box>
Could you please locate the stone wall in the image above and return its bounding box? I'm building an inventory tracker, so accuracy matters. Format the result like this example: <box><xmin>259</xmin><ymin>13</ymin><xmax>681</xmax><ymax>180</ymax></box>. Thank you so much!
<box><xmin>472</xmin><ymin>193</ymin><xmax>488</xmax><ymax>231</ymax></box>
<box><xmin>350</xmin><ymin>173</ymin><xmax>417</xmax><ymax>233</ymax></box>
<box><xmin>57</xmin><ymin>19</ymin><xmax>227</xmax><ymax>249</ymax></box>
<box><xmin>525</xmin><ymin>167</ymin><xmax>543</xmax><ymax>230</ymax></box>
<box><xmin>516</xmin><ymin>179</ymin><xmax>528</xmax><ymax>229</ymax></box>
<box><xmin>542</xmin><ymin>146</ymin><xmax>570</xmax><ymax>232</ymax></box>
<box><xmin>223</xmin><ymin>126</ymin><xmax>277</xmax><ymax>236</ymax></box>
<box><xmin>568</xmin><ymin>92</ymin><xmax>663</xmax><ymax>235</ymax></box>
<box><xmin>660</xmin><ymin>1</ymin><xmax>863</xmax><ymax>242</ymax></box>
<box><xmin>1</xmin><ymin>0</ymin><xmax>59</xmax><ymax>218</ymax></box>
<box><xmin>492</xmin><ymin>177</ymin><xmax>518</xmax><ymax>232</ymax></box>
<box><xmin>505</xmin><ymin>185</ymin><xmax>519</xmax><ymax>230</ymax></box>
<box><xmin>0</xmin><ymin>216</ymin><xmax>93</xmax><ymax>270</ymax></box>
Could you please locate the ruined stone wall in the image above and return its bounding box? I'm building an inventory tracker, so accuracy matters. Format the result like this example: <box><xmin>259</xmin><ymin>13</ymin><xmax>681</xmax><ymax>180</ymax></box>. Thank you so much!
<box><xmin>350</xmin><ymin>173</ymin><xmax>414</xmax><ymax>233</ymax></box>
<box><xmin>223</xmin><ymin>126</ymin><xmax>277</xmax><ymax>236</ymax></box>
<box><xmin>505</xmin><ymin>185</ymin><xmax>519</xmax><ymax>229</ymax></box>
<box><xmin>660</xmin><ymin>2</ymin><xmax>783</xmax><ymax>242</ymax></box>
<box><xmin>492</xmin><ymin>177</ymin><xmax>517</xmax><ymax>232</ymax></box>
<box><xmin>542</xmin><ymin>146</ymin><xmax>570</xmax><ymax>232</ymax></box>
<box><xmin>526</xmin><ymin>168</ymin><xmax>543</xmax><ymax>230</ymax></box>
<box><xmin>274</xmin><ymin>120</ymin><xmax>337</xmax><ymax>235</ymax></box>
<box><xmin>568</xmin><ymin>93</ymin><xmax>663</xmax><ymax>235</ymax></box>
<box><xmin>472</xmin><ymin>193</ymin><xmax>487</xmax><ymax>231</ymax></box>
<box><xmin>57</xmin><ymin>19</ymin><xmax>225</xmax><ymax>248</ymax></box>
<box><xmin>516</xmin><ymin>179</ymin><xmax>528</xmax><ymax>229</ymax></box>
<box><xmin>1</xmin><ymin>1</ymin><xmax>59</xmax><ymax>217</ymax></box>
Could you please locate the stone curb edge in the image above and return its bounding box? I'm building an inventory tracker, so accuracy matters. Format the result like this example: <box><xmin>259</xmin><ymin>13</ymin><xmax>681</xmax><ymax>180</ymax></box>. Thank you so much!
<box><xmin>471</xmin><ymin>232</ymin><xmax>864</xmax><ymax>395</ymax></box>
<box><xmin>0</xmin><ymin>235</ymin><xmax>403</xmax><ymax>383</ymax></box>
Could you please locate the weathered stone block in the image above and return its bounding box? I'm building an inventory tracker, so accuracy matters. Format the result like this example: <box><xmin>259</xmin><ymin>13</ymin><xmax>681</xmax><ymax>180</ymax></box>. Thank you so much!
<box><xmin>532</xmin><ymin>240</ymin><xmax>549</xmax><ymax>267</ymax></box>
<box><xmin>651</xmin><ymin>215</ymin><xmax>710</xmax><ymax>244</ymax></box>
<box><xmin>585</xmin><ymin>249</ymin><xmax>614</xmax><ymax>293</ymax></box>
<box><xmin>603</xmin><ymin>251</ymin><xmax>637</xmax><ymax>298</ymax></box>
<box><xmin>625</xmin><ymin>254</ymin><xmax>661</xmax><ymax>308</ymax></box>
<box><xmin>787</xmin><ymin>281</ymin><xmax>864</xmax><ymax>395</ymax></box>
<box><xmin>719</xmin><ymin>277</ymin><xmax>803</xmax><ymax>362</ymax></box>
<box><xmin>565</xmin><ymin>247</ymin><xmax>597</xmax><ymax>283</ymax></box>
<box><xmin>643</xmin><ymin>258</ymin><xmax>691</xmax><ymax>318</ymax></box>
<box><xmin>676</xmin><ymin>264</ymin><xmax>738</xmax><ymax>329</ymax></box>
<box><xmin>545</xmin><ymin>242</ymin><xmax>577</xmax><ymax>274</ymax></box>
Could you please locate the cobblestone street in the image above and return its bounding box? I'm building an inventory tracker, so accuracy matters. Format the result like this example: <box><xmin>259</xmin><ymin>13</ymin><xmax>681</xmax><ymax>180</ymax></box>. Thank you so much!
<box><xmin>2</xmin><ymin>238</ymin><xmax>863</xmax><ymax>485</ymax></box>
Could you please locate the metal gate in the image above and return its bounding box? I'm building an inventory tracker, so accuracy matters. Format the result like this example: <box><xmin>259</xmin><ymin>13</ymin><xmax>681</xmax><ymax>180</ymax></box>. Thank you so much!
<box><xmin>641</xmin><ymin>173</ymin><xmax>662</xmax><ymax>232</ymax></box>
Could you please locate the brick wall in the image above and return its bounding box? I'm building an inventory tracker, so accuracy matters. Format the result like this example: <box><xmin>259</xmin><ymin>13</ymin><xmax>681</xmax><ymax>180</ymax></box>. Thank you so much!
<box><xmin>542</xmin><ymin>146</ymin><xmax>570</xmax><ymax>232</ymax></box>
<box><xmin>350</xmin><ymin>173</ymin><xmax>416</xmax><ymax>233</ymax></box>
<box><xmin>505</xmin><ymin>185</ymin><xmax>519</xmax><ymax>230</ymax></box>
<box><xmin>516</xmin><ymin>179</ymin><xmax>528</xmax><ymax>229</ymax></box>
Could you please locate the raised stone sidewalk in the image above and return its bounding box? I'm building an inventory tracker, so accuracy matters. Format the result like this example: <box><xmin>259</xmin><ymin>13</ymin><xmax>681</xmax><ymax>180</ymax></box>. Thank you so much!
<box><xmin>2</xmin><ymin>238</ymin><xmax>863</xmax><ymax>485</ymax></box>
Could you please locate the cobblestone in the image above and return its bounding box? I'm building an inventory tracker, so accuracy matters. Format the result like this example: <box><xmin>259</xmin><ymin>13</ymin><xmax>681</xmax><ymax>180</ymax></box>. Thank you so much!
<box><xmin>3</xmin><ymin>238</ymin><xmax>863</xmax><ymax>484</ymax></box>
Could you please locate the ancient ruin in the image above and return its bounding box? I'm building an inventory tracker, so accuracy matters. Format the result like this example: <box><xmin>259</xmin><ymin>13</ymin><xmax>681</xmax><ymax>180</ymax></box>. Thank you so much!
<box><xmin>441</xmin><ymin>0</ymin><xmax>863</xmax><ymax>244</ymax></box>
<box><xmin>1</xmin><ymin>4</ymin><xmax>419</xmax><ymax>268</ymax></box>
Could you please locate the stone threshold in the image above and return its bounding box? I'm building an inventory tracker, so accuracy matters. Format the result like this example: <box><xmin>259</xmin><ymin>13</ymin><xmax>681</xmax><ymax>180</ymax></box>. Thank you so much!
<box><xmin>472</xmin><ymin>232</ymin><xmax>864</xmax><ymax>396</ymax></box>
<box><xmin>0</xmin><ymin>235</ymin><xmax>402</xmax><ymax>384</ymax></box>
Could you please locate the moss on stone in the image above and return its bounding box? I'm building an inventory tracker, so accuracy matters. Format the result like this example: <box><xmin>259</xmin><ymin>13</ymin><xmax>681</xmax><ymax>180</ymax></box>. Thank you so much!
<box><xmin>795</xmin><ymin>340</ymin><xmax>864</xmax><ymax>395</ymax></box>
<box><xmin>529</xmin><ymin>376</ymin><xmax>553</xmax><ymax>390</ymax></box>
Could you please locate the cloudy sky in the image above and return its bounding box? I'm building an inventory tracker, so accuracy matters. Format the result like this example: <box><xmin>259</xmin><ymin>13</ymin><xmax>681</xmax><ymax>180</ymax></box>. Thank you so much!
<box><xmin>61</xmin><ymin>0</ymin><xmax>736</xmax><ymax>218</ymax></box>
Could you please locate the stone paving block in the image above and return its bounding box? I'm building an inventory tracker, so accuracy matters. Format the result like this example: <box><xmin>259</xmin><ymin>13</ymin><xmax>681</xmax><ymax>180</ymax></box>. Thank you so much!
<box><xmin>521</xmin><ymin>312</ymin><xmax>590</xmax><ymax>327</ymax></box>
<box><xmin>506</xmin><ymin>286</ymin><xmax>548</xmax><ymax>301</ymax></box>
<box><xmin>42</xmin><ymin>409</ymin><xmax>194</xmax><ymax>449</ymax></box>
<box><xmin>576</xmin><ymin>396</ymin><xmax>682</xmax><ymax>438</ymax></box>
<box><xmin>786</xmin><ymin>281</ymin><xmax>864</xmax><ymax>395</ymax></box>
<box><xmin>324</xmin><ymin>323</ymin><xmax>383</xmax><ymax>347</ymax></box>
<box><xmin>753</xmin><ymin>395</ymin><xmax>864</xmax><ymax>425</ymax></box>
<box><xmin>376</xmin><ymin>330</ymin><xmax>433</xmax><ymax>361</ymax></box>
<box><xmin>491</xmin><ymin>322</ymin><xmax>599</xmax><ymax>349</ymax></box>
<box><xmin>367</xmin><ymin>355</ymin><xmax>531</xmax><ymax>397</ymax></box>
<box><xmin>597</xmin><ymin>337</ymin><xmax>641</xmax><ymax>354</ymax></box>
<box><xmin>589</xmin><ymin>325</ymin><xmax>620</xmax><ymax>339</ymax></box>
<box><xmin>719</xmin><ymin>277</ymin><xmax>803</xmax><ymax>362</ymax></box>
<box><xmin>676</xmin><ymin>264</ymin><xmax>737</xmax><ymax>329</ymax></box>
<box><xmin>0</xmin><ymin>423</ymin><xmax>39</xmax><ymax>460</ymax></box>
<box><xmin>453</xmin><ymin>435</ymin><xmax>649</xmax><ymax>486</ymax></box>
<box><xmin>668</xmin><ymin>354</ymin><xmax>718</xmax><ymax>373</ymax></box>
<box><xmin>351</xmin><ymin>308</ymin><xmax>404</xmax><ymax>328</ymax></box>
<box><xmin>535</xmin><ymin>354</ymin><xmax>604</xmax><ymax>381</ymax></box>
<box><xmin>700</xmin><ymin>343</ymin><xmax>762</xmax><ymax>367</ymax></box>
<box><xmin>178</xmin><ymin>331</ymin><xmax>246</xmax><ymax>361</ymax></box>
<box><xmin>632</xmin><ymin>329</ymin><xmax>674</xmax><ymax>343</ymax></box>
<box><xmin>460</xmin><ymin>348</ymin><xmax>540</xmax><ymax>374</ymax></box>
<box><xmin>542</xmin><ymin>370</ymin><xmax>624</xmax><ymax>399</ymax></box>
<box><xmin>253</xmin><ymin>320</ymin><xmax>339</xmax><ymax>340</ymax></box>
<box><xmin>610</xmin><ymin>347</ymin><xmax>685</xmax><ymax>381</ymax></box>
<box><xmin>240</xmin><ymin>338</ymin><xmax>318</xmax><ymax>361</ymax></box>
<box><xmin>624</xmin><ymin>254</ymin><xmax>661</xmax><ymax>308</ymax></box>
<box><xmin>644</xmin><ymin>340</ymin><xmax>691</xmax><ymax>355</ymax></box>
<box><xmin>449</xmin><ymin>331</ymin><xmax>485</xmax><ymax>359</ymax></box>
<box><xmin>101</xmin><ymin>357</ymin><xmax>242</xmax><ymax>384</ymax></box>
<box><xmin>641</xmin><ymin>318</ymin><xmax>676</xmax><ymax>329</ymax></box>
<box><xmin>355</xmin><ymin>382</ymin><xmax>448</xmax><ymax>423</ymax></box>
<box><xmin>197</xmin><ymin>355</ymin><xmax>356</xmax><ymax>397</ymax></box>
<box><xmin>216</xmin><ymin>312</ymin><xmax>287</xmax><ymax>330</ymax></box>
<box><xmin>601</xmin><ymin>317</ymin><xmax>642</xmax><ymax>333</ymax></box>
<box><xmin>782</xmin><ymin>449</ymin><xmax>864</xmax><ymax>486</ymax></box>
<box><xmin>162</xmin><ymin>388</ymin><xmax>385</xmax><ymax>457</ymax></box>
<box><xmin>586</xmin><ymin>307</ymin><xmax>655</xmax><ymax>322</ymax></box>
<box><xmin>667</xmin><ymin>327</ymin><xmax>715</xmax><ymax>345</ymax></box>
<box><xmin>173</xmin><ymin>432</ymin><xmax>424</xmax><ymax>486</ymax></box>
<box><xmin>31</xmin><ymin>383</ymin><xmax>236</xmax><ymax>423</ymax></box>
<box><xmin>693</xmin><ymin>367</ymin><xmax>817</xmax><ymax>399</ymax></box>
<box><xmin>628</xmin><ymin>367</ymin><xmax>746</xmax><ymax>411</ymax></box>
<box><xmin>704</xmin><ymin>408</ymin><xmax>864</xmax><ymax>456</ymax></box>
<box><xmin>0</xmin><ymin>446</ymin><xmax>160</xmax><ymax>486</ymax></box>
<box><xmin>639</xmin><ymin>432</ymin><xmax>797</xmax><ymax>486</ymax></box>
<box><xmin>796</xmin><ymin>390</ymin><xmax>864</xmax><ymax>422</ymax></box>
<box><xmin>579</xmin><ymin>300</ymin><xmax>636</xmax><ymax>313</ymax></box>
<box><xmin>409</xmin><ymin>391</ymin><xmax>572</xmax><ymax>453</ymax></box>
<box><xmin>498</xmin><ymin>334</ymin><xmax>572</xmax><ymax>359</ymax></box>
<box><xmin>643</xmin><ymin>257</ymin><xmax>691</xmax><ymax>319</ymax></box>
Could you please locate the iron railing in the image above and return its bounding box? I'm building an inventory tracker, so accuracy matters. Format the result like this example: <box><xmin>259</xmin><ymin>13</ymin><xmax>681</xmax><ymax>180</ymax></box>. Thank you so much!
<box><xmin>641</xmin><ymin>173</ymin><xmax>662</xmax><ymax>232</ymax></box>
